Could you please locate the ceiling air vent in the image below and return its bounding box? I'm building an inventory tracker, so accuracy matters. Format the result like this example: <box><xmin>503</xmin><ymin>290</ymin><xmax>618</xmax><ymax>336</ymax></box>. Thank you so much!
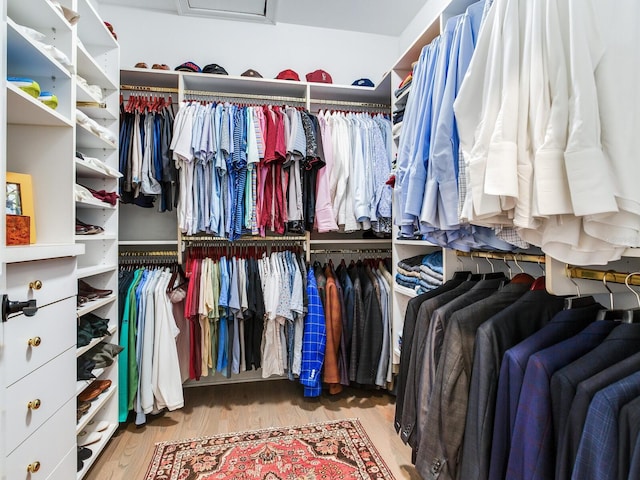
<box><xmin>176</xmin><ymin>0</ymin><xmax>277</xmax><ymax>23</ymax></box>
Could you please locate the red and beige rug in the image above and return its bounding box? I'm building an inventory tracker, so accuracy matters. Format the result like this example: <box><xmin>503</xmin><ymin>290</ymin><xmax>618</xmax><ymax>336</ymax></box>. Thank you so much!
<box><xmin>144</xmin><ymin>418</ymin><xmax>395</xmax><ymax>479</ymax></box>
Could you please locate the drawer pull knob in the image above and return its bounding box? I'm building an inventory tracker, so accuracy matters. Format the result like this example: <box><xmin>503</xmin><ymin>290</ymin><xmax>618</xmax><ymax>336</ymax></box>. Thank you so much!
<box><xmin>28</xmin><ymin>337</ymin><xmax>41</xmax><ymax>347</ymax></box>
<box><xmin>29</xmin><ymin>280</ymin><xmax>43</xmax><ymax>290</ymax></box>
<box><xmin>26</xmin><ymin>461</ymin><xmax>41</xmax><ymax>473</ymax></box>
<box><xmin>1</xmin><ymin>295</ymin><xmax>38</xmax><ymax>322</ymax></box>
<box><xmin>27</xmin><ymin>399</ymin><xmax>41</xmax><ymax>410</ymax></box>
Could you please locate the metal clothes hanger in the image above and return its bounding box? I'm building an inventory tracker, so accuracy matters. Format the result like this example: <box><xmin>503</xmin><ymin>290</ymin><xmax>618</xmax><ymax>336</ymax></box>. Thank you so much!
<box><xmin>563</xmin><ymin>264</ymin><xmax>597</xmax><ymax>310</ymax></box>
<box><xmin>622</xmin><ymin>272</ymin><xmax>640</xmax><ymax>323</ymax></box>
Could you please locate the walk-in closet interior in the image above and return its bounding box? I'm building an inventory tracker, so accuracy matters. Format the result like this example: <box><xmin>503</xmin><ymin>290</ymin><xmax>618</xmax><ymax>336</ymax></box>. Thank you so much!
<box><xmin>1</xmin><ymin>0</ymin><xmax>639</xmax><ymax>479</ymax></box>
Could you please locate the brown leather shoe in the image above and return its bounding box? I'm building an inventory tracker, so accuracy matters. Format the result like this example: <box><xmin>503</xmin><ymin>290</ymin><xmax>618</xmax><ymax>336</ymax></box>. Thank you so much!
<box><xmin>78</xmin><ymin>280</ymin><xmax>113</xmax><ymax>298</ymax></box>
<box><xmin>78</xmin><ymin>379</ymin><xmax>112</xmax><ymax>402</ymax></box>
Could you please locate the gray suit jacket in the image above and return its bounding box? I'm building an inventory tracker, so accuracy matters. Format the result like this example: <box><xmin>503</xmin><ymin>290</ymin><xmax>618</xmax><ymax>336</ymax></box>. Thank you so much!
<box><xmin>400</xmin><ymin>279</ymin><xmax>479</xmax><ymax>449</ymax></box>
<box><xmin>415</xmin><ymin>281</ymin><xmax>531</xmax><ymax>480</ymax></box>
<box><xmin>395</xmin><ymin>273</ymin><xmax>468</xmax><ymax>436</ymax></box>
<box><xmin>458</xmin><ymin>289</ymin><xmax>564</xmax><ymax>480</ymax></box>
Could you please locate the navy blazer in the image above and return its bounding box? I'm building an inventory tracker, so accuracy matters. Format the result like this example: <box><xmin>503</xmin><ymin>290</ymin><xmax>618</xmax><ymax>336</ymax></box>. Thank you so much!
<box><xmin>629</xmin><ymin>429</ymin><xmax>640</xmax><ymax>480</ymax></box>
<box><xmin>552</xmin><ymin>324</ymin><xmax>640</xmax><ymax>480</ymax></box>
<box><xmin>488</xmin><ymin>304</ymin><xmax>601</xmax><ymax>480</ymax></box>
<box><xmin>459</xmin><ymin>289</ymin><xmax>564</xmax><ymax>480</ymax></box>
<box><xmin>505</xmin><ymin>320</ymin><xmax>618</xmax><ymax>480</ymax></box>
<box><xmin>618</xmin><ymin>395</ymin><xmax>640</xmax><ymax>480</ymax></box>
<box><xmin>572</xmin><ymin>371</ymin><xmax>640</xmax><ymax>480</ymax></box>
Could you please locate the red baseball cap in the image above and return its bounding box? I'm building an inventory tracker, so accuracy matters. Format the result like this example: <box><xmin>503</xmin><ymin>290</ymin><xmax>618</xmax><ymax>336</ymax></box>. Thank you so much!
<box><xmin>306</xmin><ymin>69</ymin><xmax>333</xmax><ymax>84</ymax></box>
<box><xmin>276</xmin><ymin>69</ymin><xmax>300</xmax><ymax>81</ymax></box>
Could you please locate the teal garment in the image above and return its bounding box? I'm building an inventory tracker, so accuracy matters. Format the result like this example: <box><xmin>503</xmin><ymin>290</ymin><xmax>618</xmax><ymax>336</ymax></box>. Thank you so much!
<box><xmin>119</xmin><ymin>269</ymin><xmax>143</xmax><ymax>422</ymax></box>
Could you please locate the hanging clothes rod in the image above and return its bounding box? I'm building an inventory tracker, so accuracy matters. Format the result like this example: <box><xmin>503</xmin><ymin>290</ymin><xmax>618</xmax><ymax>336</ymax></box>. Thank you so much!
<box><xmin>565</xmin><ymin>266</ymin><xmax>640</xmax><ymax>287</ymax></box>
<box><xmin>119</xmin><ymin>250</ymin><xmax>179</xmax><ymax>257</ymax></box>
<box><xmin>181</xmin><ymin>235</ymin><xmax>308</xmax><ymax>242</ymax></box>
<box><xmin>183</xmin><ymin>89</ymin><xmax>306</xmax><ymax>103</ymax></box>
<box><xmin>120</xmin><ymin>84</ymin><xmax>180</xmax><ymax>93</ymax></box>
<box><xmin>311</xmin><ymin>98</ymin><xmax>390</xmax><ymax>109</ymax></box>
<box><xmin>309</xmin><ymin>248</ymin><xmax>391</xmax><ymax>254</ymax></box>
<box><xmin>456</xmin><ymin>250</ymin><xmax>546</xmax><ymax>264</ymax></box>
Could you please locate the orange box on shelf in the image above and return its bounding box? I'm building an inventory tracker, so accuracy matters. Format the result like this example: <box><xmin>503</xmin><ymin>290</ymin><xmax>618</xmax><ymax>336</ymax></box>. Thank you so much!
<box><xmin>6</xmin><ymin>172</ymin><xmax>35</xmax><ymax>243</ymax></box>
<box><xmin>6</xmin><ymin>214</ymin><xmax>30</xmax><ymax>245</ymax></box>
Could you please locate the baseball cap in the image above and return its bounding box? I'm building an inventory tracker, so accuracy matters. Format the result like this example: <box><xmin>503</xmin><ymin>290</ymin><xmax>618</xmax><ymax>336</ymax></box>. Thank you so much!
<box><xmin>175</xmin><ymin>61</ymin><xmax>201</xmax><ymax>73</ymax></box>
<box><xmin>352</xmin><ymin>78</ymin><xmax>375</xmax><ymax>87</ymax></box>
<box><xmin>203</xmin><ymin>63</ymin><xmax>228</xmax><ymax>75</ymax></box>
<box><xmin>306</xmin><ymin>69</ymin><xmax>333</xmax><ymax>84</ymax></box>
<box><xmin>276</xmin><ymin>69</ymin><xmax>300</xmax><ymax>81</ymax></box>
<box><xmin>241</xmin><ymin>69</ymin><xmax>263</xmax><ymax>78</ymax></box>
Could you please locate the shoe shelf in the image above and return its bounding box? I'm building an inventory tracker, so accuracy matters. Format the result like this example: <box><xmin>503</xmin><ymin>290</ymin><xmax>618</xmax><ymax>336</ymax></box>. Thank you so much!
<box><xmin>76</xmin><ymin>264</ymin><xmax>117</xmax><ymax>279</ymax></box>
<box><xmin>7</xmin><ymin>82</ymin><xmax>72</xmax><ymax>126</ymax></box>
<box><xmin>394</xmin><ymin>284</ymin><xmax>418</xmax><ymax>298</ymax></box>
<box><xmin>76</xmin><ymin>423</ymin><xmax>118</xmax><ymax>479</ymax></box>
<box><xmin>75</xmin><ymin>157</ymin><xmax>120</xmax><ymax>179</ymax></box>
<box><xmin>76</xmin><ymin>196</ymin><xmax>117</xmax><ymax>210</ymax></box>
<box><xmin>76</xmin><ymin>381</ymin><xmax>117</xmax><ymax>433</ymax></box>
<box><xmin>75</xmin><ymin>233</ymin><xmax>118</xmax><ymax>242</ymax></box>
<box><xmin>76</xmin><ymin>294</ymin><xmax>117</xmax><ymax>317</ymax></box>
<box><xmin>76</xmin><ymin>325</ymin><xmax>117</xmax><ymax>358</ymax></box>
<box><xmin>76</xmin><ymin>122</ymin><xmax>117</xmax><ymax>150</ymax></box>
<box><xmin>76</xmin><ymin>368</ymin><xmax>106</xmax><ymax>396</ymax></box>
<box><xmin>77</xmin><ymin>43</ymin><xmax>118</xmax><ymax>91</ymax></box>
<box><xmin>76</xmin><ymin>100</ymin><xmax>118</xmax><ymax>122</ymax></box>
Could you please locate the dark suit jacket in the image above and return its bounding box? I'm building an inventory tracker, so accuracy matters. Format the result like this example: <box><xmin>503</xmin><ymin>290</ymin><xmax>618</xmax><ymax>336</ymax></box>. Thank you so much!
<box><xmin>572</xmin><ymin>371</ymin><xmax>640</xmax><ymax>480</ymax></box>
<box><xmin>551</xmin><ymin>324</ymin><xmax>640</xmax><ymax>480</ymax></box>
<box><xmin>459</xmin><ymin>289</ymin><xmax>564</xmax><ymax>480</ymax></box>
<box><xmin>618</xmin><ymin>393</ymin><xmax>640</xmax><ymax>480</ymax></box>
<box><xmin>348</xmin><ymin>265</ymin><xmax>364</xmax><ymax>383</ymax></box>
<box><xmin>488</xmin><ymin>304</ymin><xmax>601</xmax><ymax>480</ymax></box>
<box><xmin>629</xmin><ymin>428</ymin><xmax>640</xmax><ymax>480</ymax></box>
<box><xmin>415</xmin><ymin>281</ymin><xmax>532</xmax><ymax>480</ymax></box>
<box><xmin>395</xmin><ymin>273</ymin><xmax>469</xmax><ymax>434</ymax></box>
<box><xmin>554</xmin><ymin>352</ymin><xmax>640</xmax><ymax>480</ymax></box>
<box><xmin>505</xmin><ymin>320</ymin><xmax>618</xmax><ymax>480</ymax></box>
<box><xmin>401</xmin><ymin>279</ymin><xmax>479</xmax><ymax>449</ymax></box>
<box><xmin>355</xmin><ymin>264</ymin><xmax>383</xmax><ymax>385</ymax></box>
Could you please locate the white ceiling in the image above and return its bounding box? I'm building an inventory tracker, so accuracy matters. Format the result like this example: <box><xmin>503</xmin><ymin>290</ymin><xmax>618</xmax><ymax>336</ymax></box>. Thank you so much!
<box><xmin>94</xmin><ymin>0</ymin><xmax>428</xmax><ymax>36</ymax></box>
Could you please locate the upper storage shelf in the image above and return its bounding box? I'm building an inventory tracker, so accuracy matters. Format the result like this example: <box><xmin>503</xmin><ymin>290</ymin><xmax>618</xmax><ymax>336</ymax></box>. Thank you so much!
<box><xmin>8</xmin><ymin>0</ymin><xmax>72</xmax><ymax>36</ymax></box>
<box><xmin>76</xmin><ymin>0</ymin><xmax>119</xmax><ymax>54</ymax></box>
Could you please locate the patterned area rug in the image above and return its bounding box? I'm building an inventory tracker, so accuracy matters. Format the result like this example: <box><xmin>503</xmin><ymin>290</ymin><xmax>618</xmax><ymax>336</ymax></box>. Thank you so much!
<box><xmin>144</xmin><ymin>418</ymin><xmax>395</xmax><ymax>479</ymax></box>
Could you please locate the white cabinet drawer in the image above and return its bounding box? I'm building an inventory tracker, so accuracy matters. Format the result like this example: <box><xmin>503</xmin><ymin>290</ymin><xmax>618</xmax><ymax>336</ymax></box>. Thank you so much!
<box><xmin>6</xmin><ymin>347</ymin><xmax>75</xmax><ymax>453</ymax></box>
<box><xmin>6</xmin><ymin>257</ymin><xmax>76</xmax><ymax>312</ymax></box>
<box><xmin>5</xmin><ymin>397</ymin><xmax>75</xmax><ymax>480</ymax></box>
<box><xmin>4</xmin><ymin>297</ymin><xmax>76</xmax><ymax>385</ymax></box>
<box><xmin>46</xmin><ymin>445</ymin><xmax>76</xmax><ymax>480</ymax></box>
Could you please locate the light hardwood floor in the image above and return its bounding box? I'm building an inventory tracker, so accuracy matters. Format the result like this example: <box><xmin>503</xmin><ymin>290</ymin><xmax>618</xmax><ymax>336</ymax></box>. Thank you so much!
<box><xmin>85</xmin><ymin>379</ymin><xmax>421</xmax><ymax>479</ymax></box>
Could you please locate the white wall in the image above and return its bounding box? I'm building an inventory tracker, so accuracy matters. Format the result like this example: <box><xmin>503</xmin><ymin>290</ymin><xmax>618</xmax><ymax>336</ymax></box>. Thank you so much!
<box><xmin>100</xmin><ymin>5</ymin><xmax>399</xmax><ymax>86</ymax></box>
<box><xmin>398</xmin><ymin>0</ymin><xmax>449</xmax><ymax>58</ymax></box>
